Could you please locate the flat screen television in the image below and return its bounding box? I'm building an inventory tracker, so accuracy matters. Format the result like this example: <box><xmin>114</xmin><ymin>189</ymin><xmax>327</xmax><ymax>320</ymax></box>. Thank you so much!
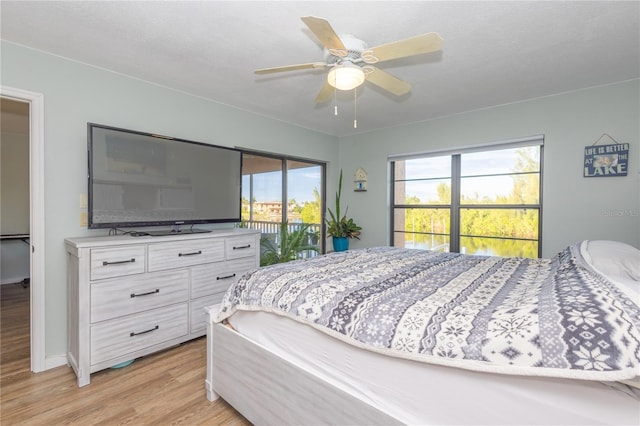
<box><xmin>88</xmin><ymin>123</ymin><xmax>242</xmax><ymax>234</ymax></box>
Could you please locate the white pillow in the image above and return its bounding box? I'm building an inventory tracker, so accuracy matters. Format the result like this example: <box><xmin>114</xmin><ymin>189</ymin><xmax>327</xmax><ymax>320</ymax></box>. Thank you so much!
<box><xmin>582</xmin><ymin>240</ymin><xmax>640</xmax><ymax>304</ymax></box>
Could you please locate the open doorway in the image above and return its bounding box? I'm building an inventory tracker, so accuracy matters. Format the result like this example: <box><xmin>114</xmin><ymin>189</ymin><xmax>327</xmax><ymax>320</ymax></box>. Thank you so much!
<box><xmin>0</xmin><ymin>98</ymin><xmax>31</xmax><ymax>372</ymax></box>
<box><xmin>1</xmin><ymin>99</ymin><xmax>30</xmax><ymax>281</ymax></box>
<box><xmin>0</xmin><ymin>87</ymin><xmax>45</xmax><ymax>373</ymax></box>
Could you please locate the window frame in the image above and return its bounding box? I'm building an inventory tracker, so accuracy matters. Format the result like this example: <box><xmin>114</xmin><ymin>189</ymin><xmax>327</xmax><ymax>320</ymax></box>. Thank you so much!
<box><xmin>390</xmin><ymin>138</ymin><xmax>544</xmax><ymax>258</ymax></box>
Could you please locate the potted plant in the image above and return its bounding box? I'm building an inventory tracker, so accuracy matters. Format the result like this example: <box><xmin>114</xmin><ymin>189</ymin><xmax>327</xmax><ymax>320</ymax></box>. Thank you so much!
<box><xmin>326</xmin><ymin>170</ymin><xmax>362</xmax><ymax>252</ymax></box>
<box><xmin>260</xmin><ymin>221</ymin><xmax>319</xmax><ymax>266</ymax></box>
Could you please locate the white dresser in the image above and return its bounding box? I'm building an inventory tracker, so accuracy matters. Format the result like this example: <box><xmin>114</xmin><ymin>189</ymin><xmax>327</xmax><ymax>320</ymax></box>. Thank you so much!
<box><xmin>65</xmin><ymin>228</ymin><xmax>260</xmax><ymax>387</ymax></box>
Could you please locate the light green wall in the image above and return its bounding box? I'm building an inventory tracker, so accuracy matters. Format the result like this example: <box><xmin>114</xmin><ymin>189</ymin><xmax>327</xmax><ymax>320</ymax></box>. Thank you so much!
<box><xmin>3</xmin><ymin>40</ymin><xmax>639</xmax><ymax>362</ymax></box>
<box><xmin>338</xmin><ymin>79</ymin><xmax>640</xmax><ymax>257</ymax></box>
<box><xmin>1</xmin><ymin>41</ymin><xmax>339</xmax><ymax>358</ymax></box>
<box><xmin>1</xmin><ymin>131</ymin><xmax>29</xmax><ymax>235</ymax></box>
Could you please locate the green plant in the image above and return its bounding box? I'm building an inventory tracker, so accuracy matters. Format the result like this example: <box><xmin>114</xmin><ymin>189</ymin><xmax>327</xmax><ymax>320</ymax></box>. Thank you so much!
<box><xmin>326</xmin><ymin>170</ymin><xmax>362</xmax><ymax>239</ymax></box>
<box><xmin>260</xmin><ymin>221</ymin><xmax>318</xmax><ymax>266</ymax></box>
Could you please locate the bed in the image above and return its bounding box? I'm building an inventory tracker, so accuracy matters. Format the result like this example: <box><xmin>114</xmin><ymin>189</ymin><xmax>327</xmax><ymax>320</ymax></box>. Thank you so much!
<box><xmin>205</xmin><ymin>240</ymin><xmax>640</xmax><ymax>425</ymax></box>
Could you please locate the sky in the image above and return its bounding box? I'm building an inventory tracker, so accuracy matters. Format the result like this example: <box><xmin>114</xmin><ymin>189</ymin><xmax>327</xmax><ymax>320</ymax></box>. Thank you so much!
<box><xmin>401</xmin><ymin>146</ymin><xmax>538</xmax><ymax>202</ymax></box>
<box><xmin>243</xmin><ymin>167</ymin><xmax>321</xmax><ymax>203</ymax></box>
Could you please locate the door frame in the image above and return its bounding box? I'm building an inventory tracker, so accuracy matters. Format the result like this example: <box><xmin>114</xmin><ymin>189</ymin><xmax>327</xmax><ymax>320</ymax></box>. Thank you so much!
<box><xmin>1</xmin><ymin>86</ymin><xmax>46</xmax><ymax>372</ymax></box>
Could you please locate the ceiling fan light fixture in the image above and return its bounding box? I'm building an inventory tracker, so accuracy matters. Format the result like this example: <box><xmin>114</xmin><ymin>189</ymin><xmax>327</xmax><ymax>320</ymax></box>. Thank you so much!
<box><xmin>327</xmin><ymin>63</ymin><xmax>365</xmax><ymax>91</ymax></box>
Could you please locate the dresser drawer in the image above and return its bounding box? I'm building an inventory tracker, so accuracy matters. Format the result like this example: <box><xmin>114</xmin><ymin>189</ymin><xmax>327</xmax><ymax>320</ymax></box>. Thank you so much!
<box><xmin>147</xmin><ymin>238</ymin><xmax>225</xmax><ymax>272</ymax></box>
<box><xmin>91</xmin><ymin>270</ymin><xmax>189</xmax><ymax>323</ymax></box>
<box><xmin>191</xmin><ymin>257</ymin><xmax>255</xmax><ymax>299</ymax></box>
<box><xmin>226</xmin><ymin>235</ymin><xmax>258</xmax><ymax>260</ymax></box>
<box><xmin>91</xmin><ymin>303</ymin><xmax>188</xmax><ymax>365</ymax></box>
<box><xmin>190</xmin><ymin>294</ymin><xmax>222</xmax><ymax>334</ymax></box>
<box><xmin>90</xmin><ymin>246</ymin><xmax>146</xmax><ymax>281</ymax></box>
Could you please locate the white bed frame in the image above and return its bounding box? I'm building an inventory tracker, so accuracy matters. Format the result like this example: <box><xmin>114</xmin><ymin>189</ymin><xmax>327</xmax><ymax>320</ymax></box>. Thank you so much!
<box><xmin>205</xmin><ymin>308</ymin><xmax>640</xmax><ymax>425</ymax></box>
<box><xmin>205</xmin><ymin>309</ymin><xmax>402</xmax><ymax>425</ymax></box>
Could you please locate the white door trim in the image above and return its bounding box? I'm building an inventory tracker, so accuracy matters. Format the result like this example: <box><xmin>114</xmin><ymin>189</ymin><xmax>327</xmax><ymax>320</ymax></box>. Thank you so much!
<box><xmin>1</xmin><ymin>86</ymin><xmax>46</xmax><ymax>372</ymax></box>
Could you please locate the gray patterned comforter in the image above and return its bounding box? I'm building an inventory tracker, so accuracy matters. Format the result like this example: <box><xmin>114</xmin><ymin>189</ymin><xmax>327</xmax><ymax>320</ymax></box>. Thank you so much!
<box><xmin>216</xmin><ymin>243</ymin><xmax>640</xmax><ymax>380</ymax></box>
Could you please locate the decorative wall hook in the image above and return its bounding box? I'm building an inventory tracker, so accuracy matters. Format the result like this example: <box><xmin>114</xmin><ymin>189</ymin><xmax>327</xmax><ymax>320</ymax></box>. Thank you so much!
<box><xmin>591</xmin><ymin>133</ymin><xmax>620</xmax><ymax>146</ymax></box>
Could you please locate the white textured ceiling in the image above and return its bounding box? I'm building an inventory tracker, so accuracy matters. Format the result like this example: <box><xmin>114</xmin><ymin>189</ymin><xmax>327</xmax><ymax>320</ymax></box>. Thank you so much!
<box><xmin>1</xmin><ymin>1</ymin><xmax>639</xmax><ymax>137</ymax></box>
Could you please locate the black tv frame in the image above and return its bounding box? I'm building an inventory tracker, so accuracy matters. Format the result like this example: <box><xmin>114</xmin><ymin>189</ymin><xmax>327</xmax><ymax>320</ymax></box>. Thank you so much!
<box><xmin>87</xmin><ymin>123</ymin><xmax>242</xmax><ymax>233</ymax></box>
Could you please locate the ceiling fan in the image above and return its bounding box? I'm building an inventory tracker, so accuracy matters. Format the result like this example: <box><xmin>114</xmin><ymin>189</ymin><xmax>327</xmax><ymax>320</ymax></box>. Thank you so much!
<box><xmin>255</xmin><ymin>16</ymin><xmax>444</xmax><ymax>103</ymax></box>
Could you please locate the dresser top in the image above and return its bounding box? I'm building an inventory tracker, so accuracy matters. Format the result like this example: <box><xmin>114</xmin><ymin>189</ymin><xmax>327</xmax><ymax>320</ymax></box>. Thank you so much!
<box><xmin>65</xmin><ymin>228</ymin><xmax>260</xmax><ymax>248</ymax></box>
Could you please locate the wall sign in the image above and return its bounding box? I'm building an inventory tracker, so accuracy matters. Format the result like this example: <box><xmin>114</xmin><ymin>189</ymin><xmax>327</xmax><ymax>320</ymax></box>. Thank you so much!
<box><xmin>583</xmin><ymin>141</ymin><xmax>629</xmax><ymax>178</ymax></box>
<box><xmin>354</xmin><ymin>167</ymin><xmax>368</xmax><ymax>191</ymax></box>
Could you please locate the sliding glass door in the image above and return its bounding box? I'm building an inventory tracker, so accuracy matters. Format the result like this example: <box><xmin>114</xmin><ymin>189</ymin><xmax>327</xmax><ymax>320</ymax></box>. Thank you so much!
<box><xmin>242</xmin><ymin>152</ymin><xmax>325</xmax><ymax>256</ymax></box>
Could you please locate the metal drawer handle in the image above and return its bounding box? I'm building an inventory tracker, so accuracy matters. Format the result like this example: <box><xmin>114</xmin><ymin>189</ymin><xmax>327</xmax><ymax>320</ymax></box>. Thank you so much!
<box><xmin>233</xmin><ymin>245</ymin><xmax>251</xmax><ymax>250</ymax></box>
<box><xmin>103</xmin><ymin>258</ymin><xmax>135</xmax><ymax>266</ymax></box>
<box><xmin>130</xmin><ymin>325</ymin><xmax>159</xmax><ymax>337</ymax></box>
<box><xmin>178</xmin><ymin>250</ymin><xmax>202</xmax><ymax>257</ymax></box>
<box><xmin>130</xmin><ymin>289</ymin><xmax>160</xmax><ymax>298</ymax></box>
<box><xmin>217</xmin><ymin>273</ymin><xmax>236</xmax><ymax>280</ymax></box>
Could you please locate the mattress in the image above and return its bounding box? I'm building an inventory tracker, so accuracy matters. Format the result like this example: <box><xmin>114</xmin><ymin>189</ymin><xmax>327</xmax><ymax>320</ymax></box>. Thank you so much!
<box><xmin>228</xmin><ymin>310</ymin><xmax>640</xmax><ymax>425</ymax></box>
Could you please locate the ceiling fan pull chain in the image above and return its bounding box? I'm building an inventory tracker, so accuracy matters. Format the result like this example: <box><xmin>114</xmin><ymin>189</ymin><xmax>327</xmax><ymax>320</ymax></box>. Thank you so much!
<box><xmin>353</xmin><ymin>87</ymin><xmax>358</xmax><ymax>129</ymax></box>
<box><xmin>334</xmin><ymin>84</ymin><xmax>338</xmax><ymax>116</ymax></box>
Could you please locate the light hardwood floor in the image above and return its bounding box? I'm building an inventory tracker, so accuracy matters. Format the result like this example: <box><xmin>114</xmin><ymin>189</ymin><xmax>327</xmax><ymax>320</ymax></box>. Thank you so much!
<box><xmin>0</xmin><ymin>283</ymin><xmax>251</xmax><ymax>425</ymax></box>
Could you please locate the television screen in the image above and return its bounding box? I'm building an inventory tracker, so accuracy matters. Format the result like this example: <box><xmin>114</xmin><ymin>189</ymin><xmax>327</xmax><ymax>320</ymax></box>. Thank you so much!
<box><xmin>88</xmin><ymin>123</ymin><xmax>242</xmax><ymax>231</ymax></box>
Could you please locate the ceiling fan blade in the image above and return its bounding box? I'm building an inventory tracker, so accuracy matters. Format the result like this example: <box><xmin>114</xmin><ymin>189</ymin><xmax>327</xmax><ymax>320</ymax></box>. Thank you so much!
<box><xmin>315</xmin><ymin>80</ymin><xmax>334</xmax><ymax>103</ymax></box>
<box><xmin>255</xmin><ymin>62</ymin><xmax>327</xmax><ymax>75</ymax></box>
<box><xmin>366</xmin><ymin>67</ymin><xmax>412</xmax><ymax>96</ymax></box>
<box><xmin>365</xmin><ymin>32</ymin><xmax>443</xmax><ymax>63</ymax></box>
<box><xmin>301</xmin><ymin>16</ymin><xmax>347</xmax><ymax>57</ymax></box>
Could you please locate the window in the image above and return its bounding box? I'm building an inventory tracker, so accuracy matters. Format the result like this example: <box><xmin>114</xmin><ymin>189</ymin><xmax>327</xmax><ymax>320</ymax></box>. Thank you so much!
<box><xmin>391</xmin><ymin>138</ymin><xmax>543</xmax><ymax>258</ymax></box>
<box><xmin>241</xmin><ymin>151</ymin><xmax>326</xmax><ymax>254</ymax></box>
